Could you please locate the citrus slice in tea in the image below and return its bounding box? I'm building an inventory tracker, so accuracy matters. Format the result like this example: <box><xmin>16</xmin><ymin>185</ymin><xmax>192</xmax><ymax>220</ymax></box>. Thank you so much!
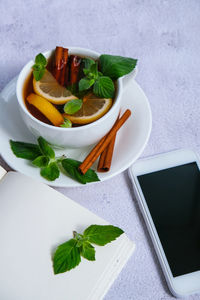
<box><xmin>27</xmin><ymin>93</ymin><xmax>64</xmax><ymax>126</ymax></box>
<box><xmin>33</xmin><ymin>70</ymin><xmax>77</xmax><ymax>105</ymax></box>
<box><xmin>63</xmin><ymin>92</ymin><xmax>113</xmax><ymax>124</ymax></box>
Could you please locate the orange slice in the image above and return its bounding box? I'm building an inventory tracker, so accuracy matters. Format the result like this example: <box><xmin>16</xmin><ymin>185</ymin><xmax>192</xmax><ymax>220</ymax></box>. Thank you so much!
<box><xmin>27</xmin><ymin>93</ymin><xmax>64</xmax><ymax>126</ymax></box>
<box><xmin>63</xmin><ymin>92</ymin><xmax>113</xmax><ymax>124</ymax></box>
<box><xmin>33</xmin><ymin>70</ymin><xmax>77</xmax><ymax>105</ymax></box>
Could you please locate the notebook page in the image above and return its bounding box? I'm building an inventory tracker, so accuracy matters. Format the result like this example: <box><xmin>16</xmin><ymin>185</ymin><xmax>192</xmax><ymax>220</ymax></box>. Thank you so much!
<box><xmin>0</xmin><ymin>171</ymin><xmax>134</xmax><ymax>300</ymax></box>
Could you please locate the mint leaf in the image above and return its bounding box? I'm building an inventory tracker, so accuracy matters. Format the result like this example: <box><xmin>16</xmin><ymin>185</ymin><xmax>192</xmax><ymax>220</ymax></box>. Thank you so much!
<box><xmin>52</xmin><ymin>224</ymin><xmax>124</xmax><ymax>274</ymax></box>
<box><xmin>83</xmin><ymin>58</ymin><xmax>95</xmax><ymax>69</ymax></box>
<box><xmin>83</xmin><ymin>68</ymin><xmax>90</xmax><ymax>76</ymax></box>
<box><xmin>32</xmin><ymin>64</ymin><xmax>42</xmax><ymax>71</ymax></box>
<box><xmin>79</xmin><ymin>78</ymin><xmax>94</xmax><ymax>91</ymax></box>
<box><xmin>32</xmin><ymin>155</ymin><xmax>50</xmax><ymax>167</ymax></box>
<box><xmin>10</xmin><ymin>140</ymin><xmax>42</xmax><ymax>160</ymax></box>
<box><xmin>35</xmin><ymin>53</ymin><xmax>47</xmax><ymax>67</ymax></box>
<box><xmin>53</xmin><ymin>239</ymin><xmax>81</xmax><ymax>274</ymax></box>
<box><xmin>83</xmin><ymin>225</ymin><xmax>124</xmax><ymax>246</ymax></box>
<box><xmin>100</xmin><ymin>54</ymin><xmax>137</xmax><ymax>80</ymax></box>
<box><xmin>40</xmin><ymin>162</ymin><xmax>60</xmax><ymax>181</ymax></box>
<box><xmin>81</xmin><ymin>242</ymin><xmax>95</xmax><ymax>261</ymax></box>
<box><xmin>32</xmin><ymin>53</ymin><xmax>47</xmax><ymax>81</ymax></box>
<box><xmin>64</xmin><ymin>99</ymin><xmax>82</xmax><ymax>115</ymax></box>
<box><xmin>82</xmin><ymin>60</ymin><xmax>98</xmax><ymax>77</ymax></box>
<box><xmin>38</xmin><ymin>137</ymin><xmax>55</xmax><ymax>159</ymax></box>
<box><xmin>93</xmin><ymin>76</ymin><xmax>114</xmax><ymax>98</ymax></box>
<box><xmin>89</xmin><ymin>63</ymin><xmax>98</xmax><ymax>78</ymax></box>
<box><xmin>33</xmin><ymin>69</ymin><xmax>45</xmax><ymax>81</ymax></box>
<box><xmin>60</xmin><ymin>118</ymin><xmax>72</xmax><ymax>128</ymax></box>
<box><xmin>61</xmin><ymin>158</ymin><xmax>100</xmax><ymax>184</ymax></box>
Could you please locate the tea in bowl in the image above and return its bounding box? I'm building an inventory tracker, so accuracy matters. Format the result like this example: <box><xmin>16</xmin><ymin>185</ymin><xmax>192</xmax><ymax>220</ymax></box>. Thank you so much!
<box><xmin>16</xmin><ymin>46</ymin><xmax>137</xmax><ymax>148</ymax></box>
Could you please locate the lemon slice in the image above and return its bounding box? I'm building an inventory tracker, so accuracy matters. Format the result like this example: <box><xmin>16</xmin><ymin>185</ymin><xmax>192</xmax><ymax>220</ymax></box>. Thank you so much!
<box><xmin>27</xmin><ymin>93</ymin><xmax>64</xmax><ymax>126</ymax></box>
<box><xmin>33</xmin><ymin>70</ymin><xmax>77</xmax><ymax>105</ymax></box>
<box><xmin>63</xmin><ymin>93</ymin><xmax>113</xmax><ymax>124</ymax></box>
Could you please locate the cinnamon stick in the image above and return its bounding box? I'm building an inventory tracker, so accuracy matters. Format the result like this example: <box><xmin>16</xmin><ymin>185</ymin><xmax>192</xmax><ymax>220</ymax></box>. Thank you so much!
<box><xmin>69</xmin><ymin>55</ymin><xmax>81</xmax><ymax>85</ymax></box>
<box><xmin>53</xmin><ymin>46</ymin><xmax>69</xmax><ymax>86</ymax></box>
<box><xmin>60</xmin><ymin>48</ymin><xmax>68</xmax><ymax>86</ymax></box>
<box><xmin>97</xmin><ymin>116</ymin><xmax>119</xmax><ymax>172</ymax></box>
<box><xmin>79</xmin><ymin>135</ymin><xmax>107</xmax><ymax>173</ymax></box>
<box><xmin>54</xmin><ymin>46</ymin><xmax>63</xmax><ymax>82</ymax></box>
<box><xmin>79</xmin><ymin>109</ymin><xmax>131</xmax><ymax>174</ymax></box>
<box><xmin>97</xmin><ymin>132</ymin><xmax>117</xmax><ymax>172</ymax></box>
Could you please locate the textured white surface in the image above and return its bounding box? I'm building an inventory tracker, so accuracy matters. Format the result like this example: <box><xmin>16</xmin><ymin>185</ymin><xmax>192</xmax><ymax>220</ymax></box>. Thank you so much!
<box><xmin>0</xmin><ymin>0</ymin><xmax>200</xmax><ymax>299</ymax></box>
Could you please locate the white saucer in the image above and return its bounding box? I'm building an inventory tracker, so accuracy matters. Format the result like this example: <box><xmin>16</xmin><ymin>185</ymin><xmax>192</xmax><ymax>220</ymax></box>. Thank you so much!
<box><xmin>0</xmin><ymin>76</ymin><xmax>152</xmax><ymax>187</ymax></box>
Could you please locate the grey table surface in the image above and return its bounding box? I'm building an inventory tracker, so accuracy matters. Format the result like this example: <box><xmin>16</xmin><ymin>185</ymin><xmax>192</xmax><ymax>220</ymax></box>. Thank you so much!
<box><xmin>0</xmin><ymin>0</ymin><xmax>200</xmax><ymax>299</ymax></box>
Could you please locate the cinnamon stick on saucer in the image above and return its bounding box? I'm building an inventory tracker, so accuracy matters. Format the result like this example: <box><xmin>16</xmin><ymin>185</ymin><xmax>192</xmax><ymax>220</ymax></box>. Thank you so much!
<box><xmin>97</xmin><ymin>116</ymin><xmax>119</xmax><ymax>172</ymax></box>
<box><xmin>97</xmin><ymin>133</ymin><xmax>117</xmax><ymax>172</ymax></box>
<box><xmin>79</xmin><ymin>109</ymin><xmax>131</xmax><ymax>175</ymax></box>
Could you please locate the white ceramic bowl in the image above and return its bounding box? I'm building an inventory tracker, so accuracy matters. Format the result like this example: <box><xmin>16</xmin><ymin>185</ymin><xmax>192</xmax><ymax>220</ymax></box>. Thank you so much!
<box><xmin>16</xmin><ymin>47</ymin><xmax>124</xmax><ymax>148</ymax></box>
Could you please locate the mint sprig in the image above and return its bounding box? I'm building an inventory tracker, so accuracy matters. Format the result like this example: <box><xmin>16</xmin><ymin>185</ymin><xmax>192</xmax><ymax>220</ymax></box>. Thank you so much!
<box><xmin>53</xmin><ymin>225</ymin><xmax>124</xmax><ymax>274</ymax></box>
<box><xmin>32</xmin><ymin>53</ymin><xmax>47</xmax><ymax>81</ymax></box>
<box><xmin>78</xmin><ymin>54</ymin><xmax>137</xmax><ymax>99</ymax></box>
<box><xmin>10</xmin><ymin>137</ymin><xmax>100</xmax><ymax>184</ymax></box>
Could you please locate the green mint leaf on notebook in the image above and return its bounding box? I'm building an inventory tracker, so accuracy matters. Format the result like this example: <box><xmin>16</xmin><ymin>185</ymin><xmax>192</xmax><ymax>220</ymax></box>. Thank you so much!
<box><xmin>32</xmin><ymin>53</ymin><xmax>47</xmax><ymax>81</ymax></box>
<box><xmin>64</xmin><ymin>99</ymin><xmax>82</xmax><ymax>115</ymax></box>
<box><xmin>38</xmin><ymin>137</ymin><xmax>55</xmax><ymax>159</ymax></box>
<box><xmin>40</xmin><ymin>162</ymin><xmax>60</xmax><ymax>181</ymax></box>
<box><xmin>80</xmin><ymin>242</ymin><xmax>95</xmax><ymax>261</ymax></box>
<box><xmin>83</xmin><ymin>225</ymin><xmax>124</xmax><ymax>246</ymax></box>
<box><xmin>60</xmin><ymin>118</ymin><xmax>72</xmax><ymax>128</ymax></box>
<box><xmin>10</xmin><ymin>140</ymin><xmax>42</xmax><ymax>160</ymax></box>
<box><xmin>53</xmin><ymin>239</ymin><xmax>81</xmax><ymax>274</ymax></box>
<box><xmin>99</xmin><ymin>54</ymin><xmax>137</xmax><ymax>80</ymax></box>
<box><xmin>61</xmin><ymin>158</ymin><xmax>100</xmax><ymax>184</ymax></box>
<box><xmin>52</xmin><ymin>224</ymin><xmax>123</xmax><ymax>274</ymax></box>
<box><xmin>93</xmin><ymin>76</ymin><xmax>114</xmax><ymax>98</ymax></box>
<box><xmin>32</xmin><ymin>155</ymin><xmax>50</xmax><ymax>167</ymax></box>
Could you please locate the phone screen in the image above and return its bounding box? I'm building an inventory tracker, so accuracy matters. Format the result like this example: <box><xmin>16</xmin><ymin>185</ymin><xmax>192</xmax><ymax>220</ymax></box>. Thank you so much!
<box><xmin>137</xmin><ymin>162</ymin><xmax>200</xmax><ymax>277</ymax></box>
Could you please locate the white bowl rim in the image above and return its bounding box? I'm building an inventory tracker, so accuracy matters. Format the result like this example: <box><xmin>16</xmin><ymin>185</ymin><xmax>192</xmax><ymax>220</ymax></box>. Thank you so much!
<box><xmin>16</xmin><ymin>47</ymin><xmax>123</xmax><ymax>132</ymax></box>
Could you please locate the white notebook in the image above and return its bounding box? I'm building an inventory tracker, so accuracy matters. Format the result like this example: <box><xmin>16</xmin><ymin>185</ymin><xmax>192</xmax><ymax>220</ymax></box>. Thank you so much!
<box><xmin>0</xmin><ymin>166</ymin><xmax>135</xmax><ymax>300</ymax></box>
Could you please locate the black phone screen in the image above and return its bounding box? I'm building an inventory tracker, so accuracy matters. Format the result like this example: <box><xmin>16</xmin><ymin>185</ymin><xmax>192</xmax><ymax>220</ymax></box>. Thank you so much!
<box><xmin>137</xmin><ymin>162</ymin><xmax>200</xmax><ymax>277</ymax></box>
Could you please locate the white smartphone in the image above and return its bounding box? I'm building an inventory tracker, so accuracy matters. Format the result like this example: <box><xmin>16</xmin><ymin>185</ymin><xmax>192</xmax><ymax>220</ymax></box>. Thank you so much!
<box><xmin>129</xmin><ymin>149</ymin><xmax>200</xmax><ymax>297</ymax></box>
